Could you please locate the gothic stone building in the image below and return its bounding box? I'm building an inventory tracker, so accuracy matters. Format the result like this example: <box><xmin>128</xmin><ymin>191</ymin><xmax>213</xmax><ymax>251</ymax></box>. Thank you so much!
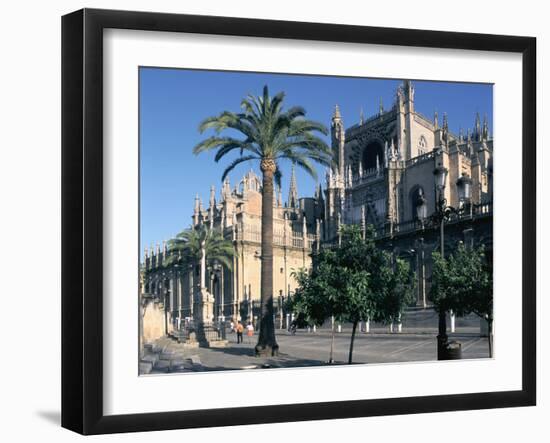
<box><xmin>142</xmin><ymin>80</ymin><xmax>493</xmax><ymax>332</ymax></box>
<box><xmin>142</xmin><ymin>167</ymin><xmax>320</xmax><ymax>331</ymax></box>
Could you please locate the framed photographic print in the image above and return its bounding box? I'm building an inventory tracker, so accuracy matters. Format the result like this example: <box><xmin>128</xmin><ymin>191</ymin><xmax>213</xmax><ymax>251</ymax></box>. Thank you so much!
<box><xmin>61</xmin><ymin>8</ymin><xmax>536</xmax><ymax>435</ymax></box>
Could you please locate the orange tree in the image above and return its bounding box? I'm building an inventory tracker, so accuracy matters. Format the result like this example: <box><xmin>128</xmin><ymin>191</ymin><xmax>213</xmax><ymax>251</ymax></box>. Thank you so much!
<box><xmin>292</xmin><ymin>225</ymin><xmax>415</xmax><ymax>364</ymax></box>
<box><xmin>431</xmin><ymin>243</ymin><xmax>493</xmax><ymax>356</ymax></box>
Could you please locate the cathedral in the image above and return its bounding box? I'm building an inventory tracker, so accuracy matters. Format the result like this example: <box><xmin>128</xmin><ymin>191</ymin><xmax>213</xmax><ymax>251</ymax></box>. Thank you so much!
<box><xmin>141</xmin><ymin>80</ymin><xmax>493</xmax><ymax>336</ymax></box>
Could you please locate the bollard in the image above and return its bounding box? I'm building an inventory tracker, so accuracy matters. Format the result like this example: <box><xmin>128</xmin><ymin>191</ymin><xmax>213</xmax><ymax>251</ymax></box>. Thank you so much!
<box><xmin>450</xmin><ymin>311</ymin><xmax>456</xmax><ymax>333</ymax></box>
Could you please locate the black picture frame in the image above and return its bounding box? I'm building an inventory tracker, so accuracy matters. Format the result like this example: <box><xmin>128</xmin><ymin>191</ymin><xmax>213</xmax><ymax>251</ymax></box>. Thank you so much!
<box><xmin>61</xmin><ymin>8</ymin><xmax>536</xmax><ymax>435</ymax></box>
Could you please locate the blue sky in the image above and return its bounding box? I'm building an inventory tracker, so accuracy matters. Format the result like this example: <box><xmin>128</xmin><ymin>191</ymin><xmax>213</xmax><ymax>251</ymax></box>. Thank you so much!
<box><xmin>140</xmin><ymin>68</ymin><xmax>492</xmax><ymax>253</ymax></box>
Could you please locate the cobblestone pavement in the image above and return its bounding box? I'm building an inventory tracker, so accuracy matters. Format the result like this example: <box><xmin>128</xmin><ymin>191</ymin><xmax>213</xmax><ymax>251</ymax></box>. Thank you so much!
<box><xmin>141</xmin><ymin>326</ymin><xmax>490</xmax><ymax>375</ymax></box>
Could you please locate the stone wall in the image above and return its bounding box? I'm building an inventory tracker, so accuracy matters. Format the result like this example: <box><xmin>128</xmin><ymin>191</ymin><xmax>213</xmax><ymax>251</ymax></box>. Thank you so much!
<box><xmin>142</xmin><ymin>299</ymin><xmax>166</xmax><ymax>344</ymax></box>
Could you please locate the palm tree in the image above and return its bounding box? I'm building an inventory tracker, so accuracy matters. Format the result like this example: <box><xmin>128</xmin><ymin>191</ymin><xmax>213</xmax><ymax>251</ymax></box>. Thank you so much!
<box><xmin>167</xmin><ymin>226</ymin><xmax>234</xmax><ymax>288</ymax></box>
<box><xmin>193</xmin><ymin>85</ymin><xmax>332</xmax><ymax>356</ymax></box>
<box><xmin>165</xmin><ymin>226</ymin><xmax>233</xmax><ymax>334</ymax></box>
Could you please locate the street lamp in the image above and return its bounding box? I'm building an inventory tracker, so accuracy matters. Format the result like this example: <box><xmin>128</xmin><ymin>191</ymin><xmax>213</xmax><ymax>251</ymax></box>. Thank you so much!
<box><xmin>456</xmin><ymin>173</ymin><xmax>473</xmax><ymax>215</ymax></box>
<box><xmin>211</xmin><ymin>262</ymin><xmax>222</xmax><ymax>320</ymax></box>
<box><xmin>434</xmin><ymin>165</ymin><xmax>448</xmax><ymax>191</ymax></box>
<box><xmin>432</xmin><ymin>166</ymin><xmax>471</xmax><ymax>359</ymax></box>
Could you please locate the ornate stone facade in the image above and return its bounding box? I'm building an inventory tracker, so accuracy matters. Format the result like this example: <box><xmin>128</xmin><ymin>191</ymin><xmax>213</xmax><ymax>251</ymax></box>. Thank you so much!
<box><xmin>142</xmin><ymin>166</ymin><xmax>320</xmax><ymax>329</ymax></box>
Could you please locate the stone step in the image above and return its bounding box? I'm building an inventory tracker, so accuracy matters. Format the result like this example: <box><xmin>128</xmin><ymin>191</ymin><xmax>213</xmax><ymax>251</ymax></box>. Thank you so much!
<box><xmin>170</xmin><ymin>358</ymin><xmax>194</xmax><ymax>372</ymax></box>
<box><xmin>139</xmin><ymin>361</ymin><xmax>153</xmax><ymax>374</ymax></box>
<box><xmin>141</xmin><ymin>352</ymin><xmax>159</xmax><ymax>365</ymax></box>
<box><xmin>153</xmin><ymin>360</ymin><xmax>170</xmax><ymax>373</ymax></box>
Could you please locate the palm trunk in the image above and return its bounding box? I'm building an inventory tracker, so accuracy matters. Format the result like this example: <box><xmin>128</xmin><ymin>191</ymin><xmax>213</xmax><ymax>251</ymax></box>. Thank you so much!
<box><xmin>255</xmin><ymin>161</ymin><xmax>279</xmax><ymax>356</ymax></box>
<box><xmin>348</xmin><ymin>320</ymin><xmax>358</xmax><ymax>364</ymax></box>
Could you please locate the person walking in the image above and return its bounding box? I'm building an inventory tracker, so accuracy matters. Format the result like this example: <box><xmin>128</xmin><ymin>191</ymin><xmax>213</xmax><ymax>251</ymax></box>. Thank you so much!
<box><xmin>236</xmin><ymin>321</ymin><xmax>244</xmax><ymax>344</ymax></box>
<box><xmin>246</xmin><ymin>322</ymin><xmax>254</xmax><ymax>343</ymax></box>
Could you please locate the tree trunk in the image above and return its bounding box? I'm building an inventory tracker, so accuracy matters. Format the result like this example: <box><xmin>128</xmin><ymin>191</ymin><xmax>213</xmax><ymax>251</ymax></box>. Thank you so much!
<box><xmin>437</xmin><ymin>308</ymin><xmax>448</xmax><ymax>360</ymax></box>
<box><xmin>348</xmin><ymin>320</ymin><xmax>358</xmax><ymax>364</ymax></box>
<box><xmin>329</xmin><ymin>317</ymin><xmax>335</xmax><ymax>363</ymax></box>
<box><xmin>255</xmin><ymin>160</ymin><xmax>279</xmax><ymax>356</ymax></box>
<box><xmin>487</xmin><ymin>317</ymin><xmax>493</xmax><ymax>358</ymax></box>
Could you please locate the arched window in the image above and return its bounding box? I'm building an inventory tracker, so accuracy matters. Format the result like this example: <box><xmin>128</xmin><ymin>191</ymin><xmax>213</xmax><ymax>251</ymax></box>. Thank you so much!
<box><xmin>362</xmin><ymin>141</ymin><xmax>384</xmax><ymax>171</ymax></box>
<box><xmin>418</xmin><ymin>136</ymin><xmax>428</xmax><ymax>156</ymax></box>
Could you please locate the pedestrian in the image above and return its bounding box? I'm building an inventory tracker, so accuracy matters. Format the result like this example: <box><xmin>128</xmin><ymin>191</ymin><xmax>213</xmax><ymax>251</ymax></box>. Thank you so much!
<box><xmin>236</xmin><ymin>321</ymin><xmax>244</xmax><ymax>344</ymax></box>
<box><xmin>246</xmin><ymin>322</ymin><xmax>254</xmax><ymax>343</ymax></box>
<box><xmin>230</xmin><ymin>320</ymin><xmax>235</xmax><ymax>333</ymax></box>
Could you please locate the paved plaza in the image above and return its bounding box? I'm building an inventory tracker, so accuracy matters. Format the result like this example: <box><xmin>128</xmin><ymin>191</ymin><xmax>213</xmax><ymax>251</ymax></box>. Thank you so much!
<box><xmin>141</xmin><ymin>318</ymin><xmax>490</xmax><ymax>374</ymax></box>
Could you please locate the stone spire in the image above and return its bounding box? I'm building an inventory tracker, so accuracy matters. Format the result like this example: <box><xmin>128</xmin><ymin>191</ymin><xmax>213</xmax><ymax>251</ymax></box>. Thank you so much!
<box><xmin>209</xmin><ymin>185</ymin><xmax>216</xmax><ymax>207</ymax></box>
<box><xmin>379</xmin><ymin>97</ymin><xmax>384</xmax><ymax>114</ymax></box>
<box><xmin>359</xmin><ymin>107</ymin><xmax>364</xmax><ymax>125</ymax></box>
<box><xmin>434</xmin><ymin>111</ymin><xmax>439</xmax><ymax>129</ymax></box>
<box><xmin>288</xmin><ymin>164</ymin><xmax>298</xmax><ymax>208</ymax></box>
<box><xmin>482</xmin><ymin>113</ymin><xmax>489</xmax><ymax>140</ymax></box>
<box><xmin>467</xmin><ymin>129</ymin><xmax>473</xmax><ymax>155</ymax></box>
<box><xmin>333</xmin><ymin>104</ymin><xmax>341</xmax><ymax>119</ymax></box>
<box><xmin>474</xmin><ymin>112</ymin><xmax>481</xmax><ymax>141</ymax></box>
<box><xmin>193</xmin><ymin>194</ymin><xmax>200</xmax><ymax>225</ymax></box>
<box><xmin>209</xmin><ymin>185</ymin><xmax>216</xmax><ymax>228</ymax></box>
<box><xmin>404</xmin><ymin>79</ymin><xmax>414</xmax><ymax>96</ymax></box>
<box><xmin>404</xmin><ymin>80</ymin><xmax>415</xmax><ymax>113</ymax></box>
<box><xmin>442</xmin><ymin>112</ymin><xmax>449</xmax><ymax>145</ymax></box>
<box><xmin>316</xmin><ymin>182</ymin><xmax>324</xmax><ymax>207</ymax></box>
<box><xmin>277</xmin><ymin>184</ymin><xmax>283</xmax><ymax>207</ymax></box>
<box><xmin>222</xmin><ymin>177</ymin><xmax>231</xmax><ymax>200</ymax></box>
<box><xmin>331</xmin><ymin>104</ymin><xmax>345</xmax><ymax>178</ymax></box>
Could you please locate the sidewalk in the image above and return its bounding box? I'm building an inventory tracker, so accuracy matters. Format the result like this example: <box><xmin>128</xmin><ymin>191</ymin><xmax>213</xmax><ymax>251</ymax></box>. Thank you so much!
<box><xmin>140</xmin><ymin>327</ymin><xmax>489</xmax><ymax>375</ymax></box>
<box><xmin>141</xmin><ymin>336</ymin><xmax>327</xmax><ymax>374</ymax></box>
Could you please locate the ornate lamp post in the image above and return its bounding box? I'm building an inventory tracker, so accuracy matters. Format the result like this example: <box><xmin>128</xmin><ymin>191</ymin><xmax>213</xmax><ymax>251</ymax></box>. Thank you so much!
<box><xmin>210</xmin><ymin>262</ymin><xmax>222</xmax><ymax>320</ymax></box>
<box><xmin>457</xmin><ymin>173</ymin><xmax>473</xmax><ymax>215</ymax></box>
<box><xmin>414</xmin><ymin>191</ymin><xmax>429</xmax><ymax>308</ymax></box>
<box><xmin>432</xmin><ymin>166</ymin><xmax>472</xmax><ymax>359</ymax></box>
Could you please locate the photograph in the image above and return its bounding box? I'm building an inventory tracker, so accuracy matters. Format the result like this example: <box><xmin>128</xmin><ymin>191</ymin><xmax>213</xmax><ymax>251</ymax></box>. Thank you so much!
<box><xmin>0</xmin><ymin>0</ymin><xmax>544</xmax><ymax>439</ymax></box>
<box><xmin>138</xmin><ymin>69</ymin><xmax>494</xmax><ymax>374</ymax></box>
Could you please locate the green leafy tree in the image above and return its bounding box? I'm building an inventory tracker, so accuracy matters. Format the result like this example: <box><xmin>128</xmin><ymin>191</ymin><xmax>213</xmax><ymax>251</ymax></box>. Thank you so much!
<box><xmin>292</xmin><ymin>257</ymin><xmax>345</xmax><ymax>363</ymax></box>
<box><xmin>193</xmin><ymin>85</ymin><xmax>332</xmax><ymax>356</ymax></box>
<box><xmin>292</xmin><ymin>225</ymin><xmax>415</xmax><ymax>364</ymax></box>
<box><xmin>431</xmin><ymin>243</ymin><xmax>493</xmax><ymax>356</ymax></box>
